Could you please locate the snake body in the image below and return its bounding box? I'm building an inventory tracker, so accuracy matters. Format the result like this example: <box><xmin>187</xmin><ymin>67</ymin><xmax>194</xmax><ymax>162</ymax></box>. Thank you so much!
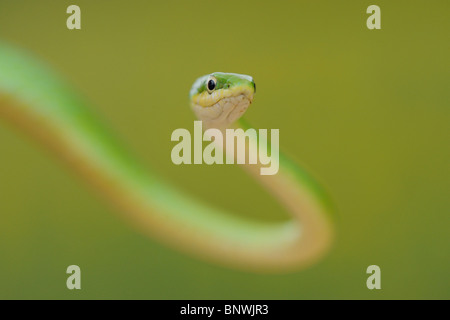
<box><xmin>0</xmin><ymin>42</ymin><xmax>334</xmax><ymax>272</ymax></box>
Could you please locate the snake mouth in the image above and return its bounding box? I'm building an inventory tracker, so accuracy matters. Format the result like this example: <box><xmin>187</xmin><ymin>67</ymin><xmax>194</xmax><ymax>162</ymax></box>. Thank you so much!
<box><xmin>191</xmin><ymin>85</ymin><xmax>255</xmax><ymax>109</ymax></box>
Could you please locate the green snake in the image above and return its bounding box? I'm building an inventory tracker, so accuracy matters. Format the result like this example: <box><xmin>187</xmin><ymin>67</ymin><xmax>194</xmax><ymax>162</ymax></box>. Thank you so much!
<box><xmin>0</xmin><ymin>42</ymin><xmax>334</xmax><ymax>273</ymax></box>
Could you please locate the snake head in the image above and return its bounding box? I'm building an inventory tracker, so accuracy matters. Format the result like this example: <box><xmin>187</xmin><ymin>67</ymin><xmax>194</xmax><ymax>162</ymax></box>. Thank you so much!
<box><xmin>189</xmin><ymin>72</ymin><xmax>256</xmax><ymax>129</ymax></box>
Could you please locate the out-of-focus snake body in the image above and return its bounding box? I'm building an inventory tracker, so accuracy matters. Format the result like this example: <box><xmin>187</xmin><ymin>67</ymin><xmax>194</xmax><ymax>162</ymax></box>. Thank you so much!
<box><xmin>0</xmin><ymin>42</ymin><xmax>334</xmax><ymax>272</ymax></box>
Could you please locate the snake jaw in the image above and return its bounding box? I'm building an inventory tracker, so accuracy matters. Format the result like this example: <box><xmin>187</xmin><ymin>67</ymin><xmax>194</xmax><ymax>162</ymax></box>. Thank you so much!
<box><xmin>191</xmin><ymin>94</ymin><xmax>253</xmax><ymax>129</ymax></box>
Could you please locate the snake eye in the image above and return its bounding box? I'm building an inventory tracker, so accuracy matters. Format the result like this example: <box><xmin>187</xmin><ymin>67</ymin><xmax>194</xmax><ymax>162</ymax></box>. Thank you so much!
<box><xmin>206</xmin><ymin>76</ymin><xmax>217</xmax><ymax>94</ymax></box>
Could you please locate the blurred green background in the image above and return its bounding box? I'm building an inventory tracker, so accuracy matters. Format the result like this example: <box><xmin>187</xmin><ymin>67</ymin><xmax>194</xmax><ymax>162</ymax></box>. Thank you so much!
<box><xmin>0</xmin><ymin>0</ymin><xmax>448</xmax><ymax>299</ymax></box>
